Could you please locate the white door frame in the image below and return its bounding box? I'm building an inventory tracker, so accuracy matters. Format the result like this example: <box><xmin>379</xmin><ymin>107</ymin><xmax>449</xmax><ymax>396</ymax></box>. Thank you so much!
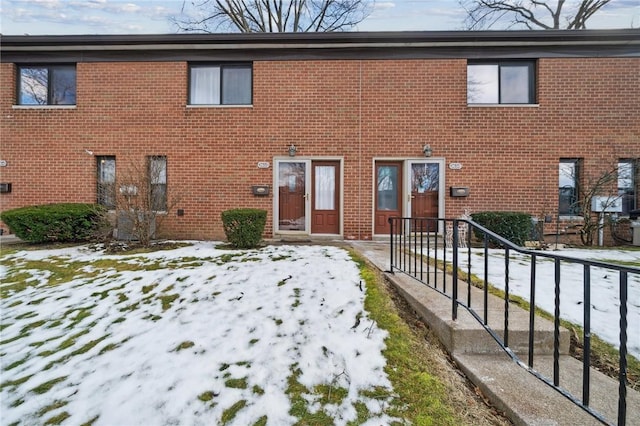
<box><xmin>405</xmin><ymin>158</ymin><xmax>446</xmax><ymax>234</ymax></box>
<box><xmin>273</xmin><ymin>157</ymin><xmax>344</xmax><ymax>236</ymax></box>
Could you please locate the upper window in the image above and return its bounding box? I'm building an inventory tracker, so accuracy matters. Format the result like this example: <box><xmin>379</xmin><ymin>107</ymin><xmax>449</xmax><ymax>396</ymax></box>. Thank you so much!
<box><xmin>149</xmin><ymin>156</ymin><xmax>167</xmax><ymax>212</ymax></box>
<box><xmin>18</xmin><ymin>65</ymin><xmax>76</xmax><ymax>105</ymax></box>
<box><xmin>97</xmin><ymin>156</ymin><xmax>116</xmax><ymax>210</ymax></box>
<box><xmin>467</xmin><ymin>61</ymin><xmax>535</xmax><ymax>104</ymax></box>
<box><xmin>618</xmin><ymin>159</ymin><xmax>637</xmax><ymax>215</ymax></box>
<box><xmin>189</xmin><ymin>64</ymin><xmax>252</xmax><ymax>106</ymax></box>
<box><xmin>559</xmin><ymin>159</ymin><xmax>581</xmax><ymax>216</ymax></box>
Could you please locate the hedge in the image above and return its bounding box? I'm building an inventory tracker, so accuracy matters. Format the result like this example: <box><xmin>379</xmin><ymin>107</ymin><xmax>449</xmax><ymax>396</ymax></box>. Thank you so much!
<box><xmin>221</xmin><ymin>208</ymin><xmax>267</xmax><ymax>249</ymax></box>
<box><xmin>470</xmin><ymin>211</ymin><xmax>532</xmax><ymax>246</ymax></box>
<box><xmin>0</xmin><ymin>203</ymin><xmax>108</xmax><ymax>243</ymax></box>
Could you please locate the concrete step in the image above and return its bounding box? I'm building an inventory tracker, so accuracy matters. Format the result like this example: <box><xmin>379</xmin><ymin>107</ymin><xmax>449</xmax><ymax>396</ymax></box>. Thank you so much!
<box><xmin>348</xmin><ymin>241</ymin><xmax>639</xmax><ymax>426</ymax></box>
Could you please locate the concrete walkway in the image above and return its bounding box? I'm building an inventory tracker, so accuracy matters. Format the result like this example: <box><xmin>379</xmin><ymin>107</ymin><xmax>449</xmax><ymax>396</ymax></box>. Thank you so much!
<box><xmin>347</xmin><ymin>241</ymin><xmax>640</xmax><ymax>426</ymax></box>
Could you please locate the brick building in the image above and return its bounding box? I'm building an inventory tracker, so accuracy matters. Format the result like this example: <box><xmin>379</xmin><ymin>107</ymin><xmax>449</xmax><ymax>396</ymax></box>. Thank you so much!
<box><xmin>1</xmin><ymin>30</ymin><xmax>638</xmax><ymax>242</ymax></box>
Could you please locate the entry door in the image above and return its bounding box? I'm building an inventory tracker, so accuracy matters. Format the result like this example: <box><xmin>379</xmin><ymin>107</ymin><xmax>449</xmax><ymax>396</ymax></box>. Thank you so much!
<box><xmin>374</xmin><ymin>162</ymin><xmax>402</xmax><ymax>235</ymax></box>
<box><xmin>311</xmin><ymin>161</ymin><xmax>340</xmax><ymax>234</ymax></box>
<box><xmin>278</xmin><ymin>161</ymin><xmax>307</xmax><ymax>232</ymax></box>
<box><xmin>409</xmin><ymin>161</ymin><xmax>440</xmax><ymax>232</ymax></box>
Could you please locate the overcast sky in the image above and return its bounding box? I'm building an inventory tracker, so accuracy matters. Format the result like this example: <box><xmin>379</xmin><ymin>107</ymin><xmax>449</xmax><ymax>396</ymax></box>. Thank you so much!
<box><xmin>1</xmin><ymin>0</ymin><xmax>638</xmax><ymax>35</ymax></box>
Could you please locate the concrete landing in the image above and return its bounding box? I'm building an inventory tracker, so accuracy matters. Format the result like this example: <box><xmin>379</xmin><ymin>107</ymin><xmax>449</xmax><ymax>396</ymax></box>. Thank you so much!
<box><xmin>348</xmin><ymin>241</ymin><xmax>640</xmax><ymax>426</ymax></box>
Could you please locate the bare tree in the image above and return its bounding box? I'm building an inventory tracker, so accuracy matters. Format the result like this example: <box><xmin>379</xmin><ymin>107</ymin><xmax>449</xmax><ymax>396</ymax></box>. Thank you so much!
<box><xmin>561</xmin><ymin>164</ymin><xmax>620</xmax><ymax>246</ymax></box>
<box><xmin>171</xmin><ymin>0</ymin><xmax>372</xmax><ymax>33</ymax></box>
<box><xmin>459</xmin><ymin>0</ymin><xmax>611</xmax><ymax>30</ymax></box>
<box><xmin>115</xmin><ymin>157</ymin><xmax>182</xmax><ymax>247</ymax></box>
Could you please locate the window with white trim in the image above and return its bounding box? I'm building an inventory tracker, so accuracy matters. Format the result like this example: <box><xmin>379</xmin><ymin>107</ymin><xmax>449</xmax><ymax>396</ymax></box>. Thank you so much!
<box><xmin>559</xmin><ymin>159</ymin><xmax>581</xmax><ymax>216</ymax></box>
<box><xmin>97</xmin><ymin>156</ymin><xmax>116</xmax><ymax>209</ymax></box>
<box><xmin>149</xmin><ymin>156</ymin><xmax>167</xmax><ymax>212</ymax></box>
<box><xmin>618</xmin><ymin>159</ymin><xmax>637</xmax><ymax>215</ymax></box>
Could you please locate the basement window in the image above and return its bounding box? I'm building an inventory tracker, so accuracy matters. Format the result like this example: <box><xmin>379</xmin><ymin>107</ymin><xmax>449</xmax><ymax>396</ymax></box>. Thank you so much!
<box><xmin>17</xmin><ymin>65</ymin><xmax>76</xmax><ymax>105</ymax></box>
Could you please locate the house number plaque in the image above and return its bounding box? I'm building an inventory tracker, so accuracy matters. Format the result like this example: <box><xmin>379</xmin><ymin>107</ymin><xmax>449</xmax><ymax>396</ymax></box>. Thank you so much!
<box><xmin>257</xmin><ymin>162</ymin><xmax>270</xmax><ymax>169</ymax></box>
<box><xmin>448</xmin><ymin>163</ymin><xmax>462</xmax><ymax>170</ymax></box>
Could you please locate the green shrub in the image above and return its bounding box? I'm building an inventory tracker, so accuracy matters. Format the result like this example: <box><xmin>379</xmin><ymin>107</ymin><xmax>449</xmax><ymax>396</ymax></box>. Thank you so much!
<box><xmin>221</xmin><ymin>208</ymin><xmax>267</xmax><ymax>249</ymax></box>
<box><xmin>470</xmin><ymin>211</ymin><xmax>532</xmax><ymax>246</ymax></box>
<box><xmin>0</xmin><ymin>203</ymin><xmax>108</xmax><ymax>243</ymax></box>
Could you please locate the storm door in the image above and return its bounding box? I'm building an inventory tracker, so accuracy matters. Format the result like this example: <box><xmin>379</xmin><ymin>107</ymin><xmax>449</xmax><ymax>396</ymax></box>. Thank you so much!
<box><xmin>311</xmin><ymin>161</ymin><xmax>340</xmax><ymax>234</ymax></box>
<box><xmin>374</xmin><ymin>162</ymin><xmax>402</xmax><ymax>235</ymax></box>
<box><xmin>277</xmin><ymin>161</ymin><xmax>308</xmax><ymax>232</ymax></box>
<box><xmin>409</xmin><ymin>161</ymin><xmax>441</xmax><ymax>232</ymax></box>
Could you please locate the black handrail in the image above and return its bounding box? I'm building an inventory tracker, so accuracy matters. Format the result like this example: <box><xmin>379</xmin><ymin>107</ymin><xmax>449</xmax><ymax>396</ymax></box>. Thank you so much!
<box><xmin>388</xmin><ymin>216</ymin><xmax>639</xmax><ymax>426</ymax></box>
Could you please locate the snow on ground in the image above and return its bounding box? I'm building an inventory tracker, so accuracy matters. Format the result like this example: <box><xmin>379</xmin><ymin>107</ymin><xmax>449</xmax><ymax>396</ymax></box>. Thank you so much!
<box><xmin>0</xmin><ymin>242</ymin><xmax>395</xmax><ymax>426</ymax></box>
<box><xmin>438</xmin><ymin>247</ymin><xmax>640</xmax><ymax>359</ymax></box>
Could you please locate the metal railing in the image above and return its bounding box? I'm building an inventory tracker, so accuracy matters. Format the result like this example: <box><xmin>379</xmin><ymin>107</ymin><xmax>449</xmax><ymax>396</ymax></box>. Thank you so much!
<box><xmin>388</xmin><ymin>216</ymin><xmax>639</xmax><ymax>426</ymax></box>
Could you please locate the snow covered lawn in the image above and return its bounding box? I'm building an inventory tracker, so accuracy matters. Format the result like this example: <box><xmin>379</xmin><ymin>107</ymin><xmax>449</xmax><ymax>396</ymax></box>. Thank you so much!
<box><xmin>448</xmin><ymin>247</ymin><xmax>640</xmax><ymax>359</ymax></box>
<box><xmin>1</xmin><ymin>243</ymin><xmax>396</xmax><ymax>426</ymax></box>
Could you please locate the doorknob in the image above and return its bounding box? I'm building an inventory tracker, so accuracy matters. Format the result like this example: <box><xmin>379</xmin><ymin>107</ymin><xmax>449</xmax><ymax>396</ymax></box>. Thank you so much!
<box><xmin>304</xmin><ymin>193</ymin><xmax>309</xmax><ymax>200</ymax></box>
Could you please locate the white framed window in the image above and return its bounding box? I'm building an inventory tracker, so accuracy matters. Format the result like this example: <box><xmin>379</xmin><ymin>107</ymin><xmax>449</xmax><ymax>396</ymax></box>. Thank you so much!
<box><xmin>149</xmin><ymin>156</ymin><xmax>167</xmax><ymax>212</ymax></box>
<box><xmin>559</xmin><ymin>158</ymin><xmax>581</xmax><ymax>216</ymax></box>
<box><xmin>97</xmin><ymin>156</ymin><xmax>116</xmax><ymax>209</ymax></box>
<box><xmin>618</xmin><ymin>159</ymin><xmax>637</xmax><ymax>215</ymax></box>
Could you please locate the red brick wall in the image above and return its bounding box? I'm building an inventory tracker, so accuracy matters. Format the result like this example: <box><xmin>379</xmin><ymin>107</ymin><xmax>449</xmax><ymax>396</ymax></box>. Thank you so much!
<box><xmin>1</xmin><ymin>57</ymin><xmax>638</xmax><ymax>241</ymax></box>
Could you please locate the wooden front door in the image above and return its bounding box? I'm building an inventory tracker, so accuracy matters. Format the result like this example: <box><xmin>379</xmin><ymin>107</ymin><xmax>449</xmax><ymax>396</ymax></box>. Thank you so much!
<box><xmin>410</xmin><ymin>162</ymin><xmax>440</xmax><ymax>232</ymax></box>
<box><xmin>278</xmin><ymin>162</ymin><xmax>307</xmax><ymax>231</ymax></box>
<box><xmin>311</xmin><ymin>161</ymin><xmax>340</xmax><ymax>234</ymax></box>
<box><xmin>374</xmin><ymin>162</ymin><xmax>402</xmax><ymax>235</ymax></box>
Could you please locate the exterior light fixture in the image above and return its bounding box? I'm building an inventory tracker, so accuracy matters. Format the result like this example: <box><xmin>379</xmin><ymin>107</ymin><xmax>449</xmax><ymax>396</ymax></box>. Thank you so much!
<box><xmin>288</xmin><ymin>144</ymin><xmax>297</xmax><ymax>157</ymax></box>
<box><xmin>423</xmin><ymin>144</ymin><xmax>432</xmax><ymax>157</ymax></box>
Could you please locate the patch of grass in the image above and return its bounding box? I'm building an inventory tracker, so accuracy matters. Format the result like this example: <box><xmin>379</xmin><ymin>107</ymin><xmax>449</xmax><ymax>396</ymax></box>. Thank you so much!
<box><xmin>224</xmin><ymin>377</ymin><xmax>248</xmax><ymax>389</ymax></box>
<box><xmin>198</xmin><ymin>391</ymin><xmax>218</xmax><ymax>402</ymax></box>
<box><xmin>270</xmin><ymin>255</ymin><xmax>291</xmax><ymax>261</ymax></box>
<box><xmin>252</xmin><ymin>385</ymin><xmax>264</xmax><ymax>395</ymax></box>
<box><xmin>595</xmin><ymin>259</ymin><xmax>640</xmax><ymax>268</ymax></box>
<box><xmin>350</xmin><ymin>251</ymin><xmax>460</xmax><ymax>425</ymax></box>
<box><xmin>285</xmin><ymin>365</ymin><xmax>334</xmax><ymax>425</ymax></box>
<box><xmin>252</xmin><ymin>415</ymin><xmax>268</xmax><ymax>426</ymax></box>
<box><xmin>175</xmin><ymin>341</ymin><xmax>195</xmax><ymax>351</ymax></box>
<box><xmin>31</xmin><ymin>376</ymin><xmax>68</xmax><ymax>394</ymax></box>
<box><xmin>37</xmin><ymin>400</ymin><xmax>69</xmax><ymax>417</ymax></box>
<box><xmin>4</xmin><ymin>358</ymin><xmax>28</xmax><ymax>371</ymax></box>
<box><xmin>15</xmin><ymin>311</ymin><xmax>38</xmax><ymax>320</ymax></box>
<box><xmin>42</xmin><ymin>335</ymin><xmax>108</xmax><ymax>370</ymax></box>
<box><xmin>216</xmin><ymin>253</ymin><xmax>243</xmax><ymax>265</ymax></box>
<box><xmin>158</xmin><ymin>294</ymin><xmax>179</xmax><ymax>311</ymax></box>
<box><xmin>20</xmin><ymin>319</ymin><xmax>46</xmax><ymax>333</ymax></box>
<box><xmin>314</xmin><ymin>384</ymin><xmax>348</xmax><ymax>405</ymax></box>
<box><xmin>0</xmin><ymin>333</ymin><xmax>28</xmax><ymax>345</ymax></box>
<box><xmin>248</xmin><ymin>338</ymin><xmax>259</xmax><ymax>345</ymax></box>
<box><xmin>347</xmin><ymin>402</ymin><xmax>372</xmax><ymax>426</ymax></box>
<box><xmin>221</xmin><ymin>400</ymin><xmax>247</xmax><ymax>425</ymax></box>
<box><xmin>79</xmin><ymin>415</ymin><xmax>100</xmax><ymax>426</ymax></box>
<box><xmin>142</xmin><ymin>284</ymin><xmax>158</xmax><ymax>294</ymax></box>
<box><xmin>43</xmin><ymin>412</ymin><xmax>70</xmax><ymax>425</ymax></box>
<box><xmin>291</xmin><ymin>288</ymin><xmax>301</xmax><ymax>308</ymax></box>
<box><xmin>65</xmin><ymin>306</ymin><xmax>95</xmax><ymax>328</ymax></box>
<box><xmin>98</xmin><ymin>343</ymin><xmax>119</xmax><ymax>355</ymax></box>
